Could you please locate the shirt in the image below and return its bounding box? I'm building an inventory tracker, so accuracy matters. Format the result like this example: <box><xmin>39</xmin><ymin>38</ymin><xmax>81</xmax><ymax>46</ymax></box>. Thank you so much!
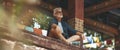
<box><xmin>58</xmin><ymin>22</ymin><xmax>64</xmax><ymax>33</ymax></box>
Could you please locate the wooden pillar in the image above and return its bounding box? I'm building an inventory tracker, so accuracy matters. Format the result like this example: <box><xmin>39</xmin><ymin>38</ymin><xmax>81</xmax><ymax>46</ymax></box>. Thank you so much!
<box><xmin>67</xmin><ymin>0</ymin><xmax>84</xmax><ymax>32</ymax></box>
<box><xmin>67</xmin><ymin>0</ymin><xmax>84</xmax><ymax>49</ymax></box>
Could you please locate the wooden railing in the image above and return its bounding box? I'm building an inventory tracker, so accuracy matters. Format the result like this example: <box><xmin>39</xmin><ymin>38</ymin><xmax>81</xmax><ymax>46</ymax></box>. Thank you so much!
<box><xmin>0</xmin><ymin>26</ymin><xmax>85</xmax><ymax>50</ymax></box>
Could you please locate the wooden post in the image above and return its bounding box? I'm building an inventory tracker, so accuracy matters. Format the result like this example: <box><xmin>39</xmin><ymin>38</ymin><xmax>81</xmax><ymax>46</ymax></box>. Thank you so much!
<box><xmin>68</xmin><ymin>0</ymin><xmax>84</xmax><ymax>49</ymax></box>
<box><xmin>68</xmin><ymin>0</ymin><xmax>84</xmax><ymax>32</ymax></box>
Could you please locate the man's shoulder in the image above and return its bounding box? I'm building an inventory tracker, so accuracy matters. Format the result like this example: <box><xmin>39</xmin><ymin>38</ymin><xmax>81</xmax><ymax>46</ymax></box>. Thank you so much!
<box><xmin>50</xmin><ymin>18</ymin><xmax>58</xmax><ymax>24</ymax></box>
<box><xmin>51</xmin><ymin>18</ymin><xmax>57</xmax><ymax>22</ymax></box>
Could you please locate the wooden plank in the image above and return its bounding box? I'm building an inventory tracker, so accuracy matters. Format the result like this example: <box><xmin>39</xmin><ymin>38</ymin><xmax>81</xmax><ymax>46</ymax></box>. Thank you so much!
<box><xmin>85</xmin><ymin>0</ymin><xmax>120</xmax><ymax>16</ymax></box>
<box><xmin>85</xmin><ymin>18</ymin><xmax>119</xmax><ymax>35</ymax></box>
<box><xmin>24</xmin><ymin>33</ymin><xmax>83</xmax><ymax>50</ymax></box>
<box><xmin>0</xmin><ymin>26</ymin><xmax>84</xmax><ymax>50</ymax></box>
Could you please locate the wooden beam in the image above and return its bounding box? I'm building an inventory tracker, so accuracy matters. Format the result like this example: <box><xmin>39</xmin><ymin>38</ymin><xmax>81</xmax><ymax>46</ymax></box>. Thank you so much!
<box><xmin>0</xmin><ymin>26</ymin><xmax>83</xmax><ymax>50</ymax></box>
<box><xmin>85</xmin><ymin>18</ymin><xmax>119</xmax><ymax>36</ymax></box>
<box><xmin>24</xmin><ymin>32</ymin><xmax>82</xmax><ymax>50</ymax></box>
<box><xmin>68</xmin><ymin>0</ymin><xmax>84</xmax><ymax>20</ymax></box>
<box><xmin>40</xmin><ymin>0</ymin><xmax>120</xmax><ymax>17</ymax></box>
<box><xmin>85</xmin><ymin>0</ymin><xmax>120</xmax><ymax>16</ymax></box>
<box><xmin>67</xmin><ymin>0</ymin><xmax>84</xmax><ymax>48</ymax></box>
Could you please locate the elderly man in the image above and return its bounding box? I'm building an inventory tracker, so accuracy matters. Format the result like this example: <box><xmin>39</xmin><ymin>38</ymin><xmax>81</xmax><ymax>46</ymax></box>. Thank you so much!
<box><xmin>47</xmin><ymin>7</ymin><xmax>84</xmax><ymax>44</ymax></box>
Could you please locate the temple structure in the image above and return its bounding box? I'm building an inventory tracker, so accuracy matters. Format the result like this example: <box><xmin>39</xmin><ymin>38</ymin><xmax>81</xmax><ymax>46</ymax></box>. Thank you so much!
<box><xmin>0</xmin><ymin>0</ymin><xmax>120</xmax><ymax>50</ymax></box>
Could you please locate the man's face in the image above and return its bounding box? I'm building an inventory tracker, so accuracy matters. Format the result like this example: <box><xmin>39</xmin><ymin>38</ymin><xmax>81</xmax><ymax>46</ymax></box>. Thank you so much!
<box><xmin>54</xmin><ymin>10</ymin><xmax>63</xmax><ymax>19</ymax></box>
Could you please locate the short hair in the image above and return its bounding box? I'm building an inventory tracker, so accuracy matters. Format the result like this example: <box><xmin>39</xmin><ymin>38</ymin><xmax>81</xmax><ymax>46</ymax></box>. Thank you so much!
<box><xmin>53</xmin><ymin>7</ymin><xmax>62</xmax><ymax>14</ymax></box>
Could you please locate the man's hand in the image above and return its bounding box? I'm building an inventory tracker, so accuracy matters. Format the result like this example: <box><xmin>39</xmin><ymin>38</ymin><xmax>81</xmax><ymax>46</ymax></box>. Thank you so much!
<box><xmin>76</xmin><ymin>32</ymin><xmax>85</xmax><ymax>40</ymax></box>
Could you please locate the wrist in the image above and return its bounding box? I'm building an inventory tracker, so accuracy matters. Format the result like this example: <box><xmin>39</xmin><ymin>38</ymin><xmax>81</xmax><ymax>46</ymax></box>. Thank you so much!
<box><xmin>76</xmin><ymin>32</ymin><xmax>82</xmax><ymax>36</ymax></box>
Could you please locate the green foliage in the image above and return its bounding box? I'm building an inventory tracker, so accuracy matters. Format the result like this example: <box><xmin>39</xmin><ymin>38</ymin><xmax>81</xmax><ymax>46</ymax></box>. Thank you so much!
<box><xmin>35</xmin><ymin>12</ymin><xmax>52</xmax><ymax>30</ymax></box>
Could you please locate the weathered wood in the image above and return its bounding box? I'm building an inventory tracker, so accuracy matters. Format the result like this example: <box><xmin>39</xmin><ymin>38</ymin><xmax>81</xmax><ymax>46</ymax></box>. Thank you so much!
<box><xmin>40</xmin><ymin>0</ymin><xmax>120</xmax><ymax>17</ymax></box>
<box><xmin>85</xmin><ymin>0</ymin><xmax>120</xmax><ymax>16</ymax></box>
<box><xmin>0</xmin><ymin>26</ymin><xmax>84</xmax><ymax>50</ymax></box>
<box><xmin>68</xmin><ymin>0</ymin><xmax>84</xmax><ymax>20</ymax></box>
<box><xmin>85</xmin><ymin>18</ymin><xmax>119</xmax><ymax>36</ymax></box>
<box><xmin>67</xmin><ymin>0</ymin><xmax>84</xmax><ymax>48</ymax></box>
<box><xmin>24</xmin><ymin>32</ymin><xmax>83</xmax><ymax>50</ymax></box>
